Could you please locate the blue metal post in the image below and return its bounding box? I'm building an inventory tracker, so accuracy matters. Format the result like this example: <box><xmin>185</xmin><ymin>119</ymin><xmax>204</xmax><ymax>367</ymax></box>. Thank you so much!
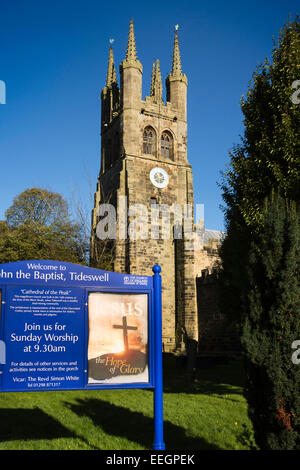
<box><xmin>152</xmin><ymin>264</ymin><xmax>165</xmax><ymax>450</ymax></box>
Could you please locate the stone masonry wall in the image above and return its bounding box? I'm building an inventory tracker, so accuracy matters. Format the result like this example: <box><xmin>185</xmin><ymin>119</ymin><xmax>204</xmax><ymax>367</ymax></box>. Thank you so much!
<box><xmin>196</xmin><ymin>272</ymin><xmax>240</xmax><ymax>355</ymax></box>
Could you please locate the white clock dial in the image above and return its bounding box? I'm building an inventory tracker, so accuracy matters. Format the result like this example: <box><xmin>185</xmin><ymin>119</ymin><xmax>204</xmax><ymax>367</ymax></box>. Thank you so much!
<box><xmin>150</xmin><ymin>167</ymin><xmax>169</xmax><ymax>189</ymax></box>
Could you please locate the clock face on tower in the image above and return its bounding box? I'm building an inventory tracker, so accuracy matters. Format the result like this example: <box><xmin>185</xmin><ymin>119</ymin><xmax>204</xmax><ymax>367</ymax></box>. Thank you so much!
<box><xmin>149</xmin><ymin>167</ymin><xmax>169</xmax><ymax>189</ymax></box>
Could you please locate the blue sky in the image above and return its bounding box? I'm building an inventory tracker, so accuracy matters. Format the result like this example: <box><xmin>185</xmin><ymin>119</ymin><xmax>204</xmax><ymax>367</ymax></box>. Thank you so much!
<box><xmin>0</xmin><ymin>0</ymin><xmax>299</xmax><ymax>231</ymax></box>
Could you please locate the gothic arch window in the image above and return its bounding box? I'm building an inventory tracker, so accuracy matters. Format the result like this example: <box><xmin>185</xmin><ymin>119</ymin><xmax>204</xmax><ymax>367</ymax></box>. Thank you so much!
<box><xmin>143</xmin><ymin>126</ymin><xmax>156</xmax><ymax>156</ymax></box>
<box><xmin>161</xmin><ymin>131</ymin><xmax>173</xmax><ymax>160</ymax></box>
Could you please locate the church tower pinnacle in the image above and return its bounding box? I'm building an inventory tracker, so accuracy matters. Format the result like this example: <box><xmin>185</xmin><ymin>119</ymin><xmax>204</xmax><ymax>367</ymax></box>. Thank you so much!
<box><xmin>101</xmin><ymin>42</ymin><xmax>120</xmax><ymax>133</ymax></box>
<box><xmin>171</xmin><ymin>31</ymin><xmax>182</xmax><ymax>76</ymax></box>
<box><xmin>150</xmin><ymin>59</ymin><xmax>163</xmax><ymax>103</ymax></box>
<box><xmin>150</xmin><ymin>62</ymin><xmax>156</xmax><ymax>96</ymax></box>
<box><xmin>125</xmin><ymin>19</ymin><xmax>137</xmax><ymax>61</ymax></box>
<box><xmin>119</xmin><ymin>20</ymin><xmax>143</xmax><ymax>110</ymax></box>
<box><xmin>122</xmin><ymin>19</ymin><xmax>142</xmax><ymax>71</ymax></box>
<box><xmin>106</xmin><ymin>45</ymin><xmax>117</xmax><ymax>87</ymax></box>
<box><xmin>166</xmin><ymin>27</ymin><xmax>187</xmax><ymax>119</ymax></box>
<box><xmin>155</xmin><ymin>59</ymin><xmax>163</xmax><ymax>102</ymax></box>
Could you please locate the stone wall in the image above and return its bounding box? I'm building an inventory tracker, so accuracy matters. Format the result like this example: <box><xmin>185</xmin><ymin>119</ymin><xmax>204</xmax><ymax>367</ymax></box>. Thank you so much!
<box><xmin>196</xmin><ymin>271</ymin><xmax>240</xmax><ymax>356</ymax></box>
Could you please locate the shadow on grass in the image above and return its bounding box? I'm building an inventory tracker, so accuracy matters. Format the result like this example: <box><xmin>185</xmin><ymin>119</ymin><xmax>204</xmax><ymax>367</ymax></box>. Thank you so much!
<box><xmin>65</xmin><ymin>397</ymin><xmax>221</xmax><ymax>450</ymax></box>
<box><xmin>162</xmin><ymin>355</ymin><xmax>245</xmax><ymax>396</ymax></box>
<box><xmin>0</xmin><ymin>407</ymin><xmax>76</xmax><ymax>442</ymax></box>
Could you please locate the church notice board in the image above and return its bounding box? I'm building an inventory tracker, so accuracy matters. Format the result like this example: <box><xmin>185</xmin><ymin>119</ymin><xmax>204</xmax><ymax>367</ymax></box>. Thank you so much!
<box><xmin>0</xmin><ymin>260</ymin><xmax>156</xmax><ymax>392</ymax></box>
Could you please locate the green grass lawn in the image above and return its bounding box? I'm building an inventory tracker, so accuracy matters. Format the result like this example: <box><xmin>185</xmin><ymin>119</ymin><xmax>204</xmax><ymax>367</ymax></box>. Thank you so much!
<box><xmin>0</xmin><ymin>356</ymin><xmax>257</xmax><ymax>450</ymax></box>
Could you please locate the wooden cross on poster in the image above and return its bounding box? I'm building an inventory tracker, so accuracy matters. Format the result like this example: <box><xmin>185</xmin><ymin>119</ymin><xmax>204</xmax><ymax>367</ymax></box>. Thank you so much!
<box><xmin>113</xmin><ymin>315</ymin><xmax>137</xmax><ymax>351</ymax></box>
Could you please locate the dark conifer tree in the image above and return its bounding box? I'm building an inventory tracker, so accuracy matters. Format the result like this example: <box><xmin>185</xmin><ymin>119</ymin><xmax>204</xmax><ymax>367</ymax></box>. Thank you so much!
<box><xmin>241</xmin><ymin>193</ymin><xmax>300</xmax><ymax>449</ymax></box>
<box><xmin>219</xmin><ymin>17</ymin><xmax>300</xmax><ymax>449</ymax></box>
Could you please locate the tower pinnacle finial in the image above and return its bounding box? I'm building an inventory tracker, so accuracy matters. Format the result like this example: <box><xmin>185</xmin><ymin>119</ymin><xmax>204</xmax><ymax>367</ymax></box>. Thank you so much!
<box><xmin>106</xmin><ymin>45</ymin><xmax>117</xmax><ymax>87</ymax></box>
<box><xmin>121</xmin><ymin>19</ymin><xmax>142</xmax><ymax>73</ymax></box>
<box><xmin>171</xmin><ymin>30</ymin><xmax>182</xmax><ymax>76</ymax></box>
<box><xmin>166</xmin><ymin>27</ymin><xmax>187</xmax><ymax>113</ymax></box>
<box><xmin>155</xmin><ymin>59</ymin><xmax>163</xmax><ymax>101</ymax></box>
<box><xmin>150</xmin><ymin>62</ymin><xmax>156</xmax><ymax>96</ymax></box>
<box><xmin>149</xmin><ymin>60</ymin><xmax>163</xmax><ymax>103</ymax></box>
<box><xmin>125</xmin><ymin>19</ymin><xmax>137</xmax><ymax>61</ymax></box>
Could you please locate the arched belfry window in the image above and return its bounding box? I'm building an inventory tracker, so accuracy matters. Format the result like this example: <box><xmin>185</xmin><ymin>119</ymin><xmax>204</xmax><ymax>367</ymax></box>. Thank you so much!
<box><xmin>161</xmin><ymin>131</ymin><xmax>173</xmax><ymax>160</ymax></box>
<box><xmin>143</xmin><ymin>126</ymin><xmax>156</xmax><ymax>155</ymax></box>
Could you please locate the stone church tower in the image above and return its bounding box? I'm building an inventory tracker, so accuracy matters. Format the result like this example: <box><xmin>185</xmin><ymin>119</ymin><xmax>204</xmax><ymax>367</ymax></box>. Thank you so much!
<box><xmin>91</xmin><ymin>20</ymin><xmax>198</xmax><ymax>353</ymax></box>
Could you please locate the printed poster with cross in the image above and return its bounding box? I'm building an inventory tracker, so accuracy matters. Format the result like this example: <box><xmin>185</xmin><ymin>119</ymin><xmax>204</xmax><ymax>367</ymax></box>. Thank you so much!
<box><xmin>87</xmin><ymin>292</ymin><xmax>148</xmax><ymax>384</ymax></box>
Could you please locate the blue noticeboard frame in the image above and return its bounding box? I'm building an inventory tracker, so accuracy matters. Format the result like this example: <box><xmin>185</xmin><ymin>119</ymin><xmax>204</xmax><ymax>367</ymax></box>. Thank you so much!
<box><xmin>0</xmin><ymin>260</ymin><xmax>165</xmax><ymax>450</ymax></box>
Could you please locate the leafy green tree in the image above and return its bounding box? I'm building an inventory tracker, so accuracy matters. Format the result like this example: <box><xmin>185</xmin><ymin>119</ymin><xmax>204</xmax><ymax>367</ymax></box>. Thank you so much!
<box><xmin>221</xmin><ymin>16</ymin><xmax>300</xmax><ymax>232</ymax></box>
<box><xmin>218</xmin><ymin>17</ymin><xmax>300</xmax><ymax>449</ymax></box>
<box><xmin>5</xmin><ymin>188</ymin><xmax>69</xmax><ymax>227</ymax></box>
<box><xmin>219</xmin><ymin>16</ymin><xmax>300</xmax><ymax>322</ymax></box>
<box><xmin>0</xmin><ymin>188</ymin><xmax>88</xmax><ymax>264</ymax></box>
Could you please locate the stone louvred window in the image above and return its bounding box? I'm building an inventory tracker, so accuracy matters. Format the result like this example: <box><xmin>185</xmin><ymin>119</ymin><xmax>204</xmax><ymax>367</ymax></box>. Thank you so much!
<box><xmin>143</xmin><ymin>126</ymin><xmax>156</xmax><ymax>155</ymax></box>
<box><xmin>161</xmin><ymin>131</ymin><xmax>173</xmax><ymax>159</ymax></box>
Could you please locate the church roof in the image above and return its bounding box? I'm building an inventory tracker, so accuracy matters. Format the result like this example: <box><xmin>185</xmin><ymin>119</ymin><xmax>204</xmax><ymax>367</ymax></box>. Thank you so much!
<box><xmin>203</xmin><ymin>229</ymin><xmax>226</xmax><ymax>244</ymax></box>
